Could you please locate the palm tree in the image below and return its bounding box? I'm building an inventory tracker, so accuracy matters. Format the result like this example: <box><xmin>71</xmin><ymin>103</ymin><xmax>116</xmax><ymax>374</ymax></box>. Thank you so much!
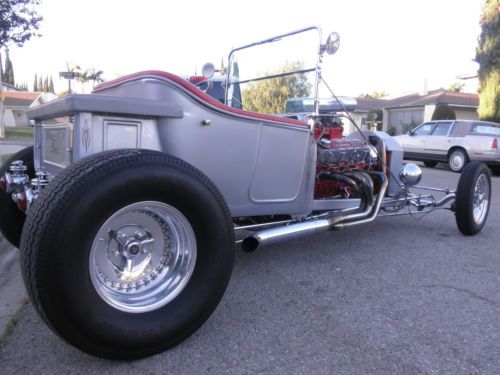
<box><xmin>85</xmin><ymin>68</ymin><xmax>104</xmax><ymax>89</ymax></box>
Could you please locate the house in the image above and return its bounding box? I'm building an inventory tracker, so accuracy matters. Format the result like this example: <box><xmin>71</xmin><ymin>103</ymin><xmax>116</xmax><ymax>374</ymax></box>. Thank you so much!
<box><xmin>381</xmin><ymin>90</ymin><xmax>479</xmax><ymax>135</ymax></box>
<box><xmin>348</xmin><ymin>97</ymin><xmax>387</xmax><ymax>132</ymax></box>
<box><xmin>1</xmin><ymin>91</ymin><xmax>57</xmax><ymax>127</ymax></box>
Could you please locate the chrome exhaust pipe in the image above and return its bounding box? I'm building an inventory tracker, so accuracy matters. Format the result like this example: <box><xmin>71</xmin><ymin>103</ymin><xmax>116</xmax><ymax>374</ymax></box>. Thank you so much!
<box><xmin>241</xmin><ymin>172</ymin><xmax>388</xmax><ymax>252</ymax></box>
<box><xmin>241</xmin><ymin>218</ymin><xmax>333</xmax><ymax>252</ymax></box>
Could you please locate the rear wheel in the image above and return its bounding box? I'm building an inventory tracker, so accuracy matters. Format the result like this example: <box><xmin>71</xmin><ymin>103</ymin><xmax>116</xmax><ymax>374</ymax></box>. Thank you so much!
<box><xmin>448</xmin><ymin>148</ymin><xmax>468</xmax><ymax>173</ymax></box>
<box><xmin>20</xmin><ymin>149</ymin><xmax>234</xmax><ymax>359</ymax></box>
<box><xmin>0</xmin><ymin>146</ymin><xmax>34</xmax><ymax>247</ymax></box>
<box><xmin>455</xmin><ymin>162</ymin><xmax>491</xmax><ymax>235</ymax></box>
<box><xmin>423</xmin><ymin>161</ymin><xmax>438</xmax><ymax>168</ymax></box>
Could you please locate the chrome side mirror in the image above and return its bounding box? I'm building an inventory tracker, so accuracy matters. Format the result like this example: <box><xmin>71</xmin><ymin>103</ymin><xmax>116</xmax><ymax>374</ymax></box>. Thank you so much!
<box><xmin>324</xmin><ymin>32</ymin><xmax>340</xmax><ymax>55</ymax></box>
<box><xmin>399</xmin><ymin>163</ymin><xmax>422</xmax><ymax>186</ymax></box>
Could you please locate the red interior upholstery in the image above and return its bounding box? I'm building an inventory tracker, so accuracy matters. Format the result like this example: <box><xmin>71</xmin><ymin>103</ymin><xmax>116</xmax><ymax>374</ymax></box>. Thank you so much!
<box><xmin>94</xmin><ymin>70</ymin><xmax>308</xmax><ymax>127</ymax></box>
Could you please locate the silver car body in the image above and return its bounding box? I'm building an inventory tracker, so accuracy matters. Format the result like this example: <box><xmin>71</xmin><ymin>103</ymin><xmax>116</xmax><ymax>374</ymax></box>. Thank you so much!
<box><xmin>29</xmin><ymin>71</ymin><xmax>317</xmax><ymax>218</ymax></box>
<box><xmin>393</xmin><ymin>120</ymin><xmax>500</xmax><ymax>166</ymax></box>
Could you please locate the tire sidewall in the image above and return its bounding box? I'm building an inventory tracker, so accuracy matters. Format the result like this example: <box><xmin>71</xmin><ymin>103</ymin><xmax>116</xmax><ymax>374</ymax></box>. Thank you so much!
<box><xmin>28</xmin><ymin>152</ymin><xmax>233</xmax><ymax>358</ymax></box>
<box><xmin>0</xmin><ymin>146</ymin><xmax>34</xmax><ymax>247</ymax></box>
<box><xmin>455</xmin><ymin>162</ymin><xmax>491</xmax><ymax>235</ymax></box>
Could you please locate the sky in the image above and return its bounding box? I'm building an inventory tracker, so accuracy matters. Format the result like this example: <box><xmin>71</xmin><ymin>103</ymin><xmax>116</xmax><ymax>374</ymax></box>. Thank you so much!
<box><xmin>7</xmin><ymin>0</ymin><xmax>484</xmax><ymax>96</ymax></box>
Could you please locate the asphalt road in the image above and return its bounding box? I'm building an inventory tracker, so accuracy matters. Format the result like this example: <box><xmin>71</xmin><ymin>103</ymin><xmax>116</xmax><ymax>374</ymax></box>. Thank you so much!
<box><xmin>1</xmin><ymin>164</ymin><xmax>500</xmax><ymax>374</ymax></box>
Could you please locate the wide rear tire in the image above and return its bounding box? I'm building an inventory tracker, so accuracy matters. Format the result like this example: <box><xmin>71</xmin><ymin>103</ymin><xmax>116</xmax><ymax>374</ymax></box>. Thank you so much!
<box><xmin>455</xmin><ymin>162</ymin><xmax>491</xmax><ymax>235</ymax></box>
<box><xmin>20</xmin><ymin>149</ymin><xmax>234</xmax><ymax>359</ymax></box>
<box><xmin>0</xmin><ymin>146</ymin><xmax>34</xmax><ymax>247</ymax></box>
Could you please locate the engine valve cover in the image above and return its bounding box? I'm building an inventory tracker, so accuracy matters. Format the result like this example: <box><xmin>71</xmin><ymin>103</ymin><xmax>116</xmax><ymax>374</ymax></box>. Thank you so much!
<box><xmin>317</xmin><ymin>139</ymin><xmax>371</xmax><ymax>165</ymax></box>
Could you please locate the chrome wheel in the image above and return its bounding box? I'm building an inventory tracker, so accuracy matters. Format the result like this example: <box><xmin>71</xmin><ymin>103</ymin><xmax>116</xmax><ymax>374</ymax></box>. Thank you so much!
<box><xmin>90</xmin><ymin>201</ymin><xmax>196</xmax><ymax>313</ymax></box>
<box><xmin>472</xmin><ymin>174</ymin><xmax>489</xmax><ymax>225</ymax></box>
<box><xmin>449</xmin><ymin>150</ymin><xmax>466</xmax><ymax>172</ymax></box>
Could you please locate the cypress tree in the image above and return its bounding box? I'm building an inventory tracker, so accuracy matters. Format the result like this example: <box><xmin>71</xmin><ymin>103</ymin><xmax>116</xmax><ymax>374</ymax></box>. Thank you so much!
<box><xmin>475</xmin><ymin>0</ymin><xmax>500</xmax><ymax>122</ymax></box>
<box><xmin>38</xmin><ymin>76</ymin><xmax>43</xmax><ymax>92</ymax></box>
<box><xmin>3</xmin><ymin>49</ymin><xmax>14</xmax><ymax>85</ymax></box>
<box><xmin>33</xmin><ymin>73</ymin><xmax>38</xmax><ymax>91</ymax></box>
<box><xmin>49</xmin><ymin>76</ymin><xmax>54</xmax><ymax>93</ymax></box>
<box><xmin>43</xmin><ymin>76</ymin><xmax>48</xmax><ymax>92</ymax></box>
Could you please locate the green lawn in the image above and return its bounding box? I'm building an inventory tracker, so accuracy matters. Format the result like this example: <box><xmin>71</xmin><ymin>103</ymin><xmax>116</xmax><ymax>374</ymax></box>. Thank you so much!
<box><xmin>4</xmin><ymin>127</ymin><xmax>34</xmax><ymax>139</ymax></box>
<box><xmin>0</xmin><ymin>154</ymin><xmax>12</xmax><ymax>165</ymax></box>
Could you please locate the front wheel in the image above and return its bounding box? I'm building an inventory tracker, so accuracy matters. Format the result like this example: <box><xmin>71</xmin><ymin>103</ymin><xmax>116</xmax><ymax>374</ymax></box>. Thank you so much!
<box><xmin>455</xmin><ymin>162</ymin><xmax>491</xmax><ymax>235</ymax></box>
<box><xmin>20</xmin><ymin>149</ymin><xmax>234</xmax><ymax>359</ymax></box>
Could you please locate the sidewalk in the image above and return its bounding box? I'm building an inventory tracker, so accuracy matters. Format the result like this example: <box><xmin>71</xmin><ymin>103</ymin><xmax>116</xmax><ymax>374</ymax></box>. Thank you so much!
<box><xmin>0</xmin><ymin>237</ymin><xmax>27</xmax><ymax>343</ymax></box>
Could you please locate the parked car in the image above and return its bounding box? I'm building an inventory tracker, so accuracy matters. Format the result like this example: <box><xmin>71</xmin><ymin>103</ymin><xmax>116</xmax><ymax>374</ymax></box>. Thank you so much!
<box><xmin>0</xmin><ymin>26</ymin><xmax>493</xmax><ymax>359</ymax></box>
<box><xmin>393</xmin><ymin>120</ymin><xmax>500</xmax><ymax>173</ymax></box>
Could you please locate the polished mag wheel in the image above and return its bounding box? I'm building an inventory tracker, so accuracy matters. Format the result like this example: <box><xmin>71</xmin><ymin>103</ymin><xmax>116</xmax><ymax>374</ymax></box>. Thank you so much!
<box><xmin>21</xmin><ymin>150</ymin><xmax>234</xmax><ymax>359</ymax></box>
<box><xmin>472</xmin><ymin>174</ymin><xmax>489</xmax><ymax>226</ymax></box>
<box><xmin>90</xmin><ymin>202</ymin><xmax>196</xmax><ymax>313</ymax></box>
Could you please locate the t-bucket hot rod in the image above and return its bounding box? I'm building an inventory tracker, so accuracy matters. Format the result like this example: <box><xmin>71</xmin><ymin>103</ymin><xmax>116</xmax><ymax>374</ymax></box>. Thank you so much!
<box><xmin>0</xmin><ymin>26</ymin><xmax>492</xmax><ymax>359</ymax></box>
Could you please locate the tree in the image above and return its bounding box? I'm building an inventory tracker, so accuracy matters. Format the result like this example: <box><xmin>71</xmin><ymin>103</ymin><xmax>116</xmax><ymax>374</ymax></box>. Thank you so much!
<box><xmin>38</xmin><ymin>75</ymin><xmax>42</xmax><ymax>92</ymax></box>
<box><xmin>475</xmin><ymin>0</ymin><xmax>500</xmax><ymax>122</ymax></box>
<box><xmin>432</xmin><ymin>103</ymin><xmax>456</xmax><ymax>120</ymax></box>
<box><xmin>49</xmin><ymin>76</ymin><xmax>54</xmax><ymax>93</ymax></box>
<box><xmin>85</xmin><ymin>68</ymin><xmax>104</xmax><ymax>89</ymax></box>
<box><xmin>367</xmin><ymin>108</ymin><xmax>383</xmax><ymax>130</ymax></box>
<box><xmin>43</xmin><ymin>75</ymin><xmax>48</xmax><ymax>92</ymax></box>
<box><xmin>357</xmin><ymin>91</ymin><xmax>389</xmax><ymax>99</ymax></box>
<box><xmin>33</xmin><ymin>73</ymin><xmax>37</xmax><ymax>91</ymax></box>
<box><xmin>2</xmin><ymin>48</ymin><xmax>14</xmax><ymax>84</ymax></box>
<box><xmin>242</xmin><ymin>61</ymin><xmax>312</xmax><ymax>114</ymax></box>
<box><xmin>0</xmin><ymin>0</ymin><xmax>43</xmax><ymax>48</ymax></box>
<box><xmin>448</xmin><ymin>82</ymin><xmax>465</xmax><ymax>93</ymax></box>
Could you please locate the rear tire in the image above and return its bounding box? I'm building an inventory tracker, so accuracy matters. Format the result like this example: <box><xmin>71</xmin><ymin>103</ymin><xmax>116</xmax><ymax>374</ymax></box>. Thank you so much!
<box><xmin>0</xmin><ymin>146</ymin><xmax>34</xmax><ymax>247</ymax></box>
<box><xmin>448</xmin><ymin>148</ymin><xmax>468</xmax><ymax>173</ymax></box>
<box><xmin>423</xmin><ymin>161</ymin><xmax>438</xmax><ymax>168</ymax></box>
<box><xmin>455</xmin><ymin>162</ymin><xmax>491</xmax><ymax>235</ymax></box>
<box><xmin>20</xmin><ymin>149</ymin><xmax>234</xmax><ymax>359</ymax></box>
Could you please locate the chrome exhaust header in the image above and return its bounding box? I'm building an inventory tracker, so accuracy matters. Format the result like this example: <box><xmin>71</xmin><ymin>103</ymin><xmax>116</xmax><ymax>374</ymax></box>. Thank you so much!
<box><xmin>241</xmin><ymin>172</ymin><xmax>388</xmax><ymax>252</ymax></box>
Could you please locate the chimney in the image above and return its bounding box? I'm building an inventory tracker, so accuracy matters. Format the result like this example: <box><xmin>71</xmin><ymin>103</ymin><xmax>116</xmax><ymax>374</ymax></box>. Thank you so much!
<box><xmin>420</xmin><ymin>78</ymin><xmax>428</xmax><ymax>96</ymax></box>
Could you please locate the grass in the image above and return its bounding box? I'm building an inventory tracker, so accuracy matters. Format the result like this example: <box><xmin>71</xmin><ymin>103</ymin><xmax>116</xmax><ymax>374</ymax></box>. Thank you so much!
<box><xmin>0</xmin><ymin>298</ymin><xmax>29</xmax><ymax>350</ymax></box>
<box><xmin>0</xmin><ymin>154</ymin><xmax>13</xmax><ymax>165</ymax></box>
<box><xmin>4</xmin><ymin>127</ymin><xmax>34</xmax><ymax>139</ymax></box>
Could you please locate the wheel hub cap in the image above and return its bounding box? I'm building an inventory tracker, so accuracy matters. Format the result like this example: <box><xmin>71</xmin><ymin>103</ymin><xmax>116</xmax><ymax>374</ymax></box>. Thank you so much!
<box><xmin>90</xmin><ymin>201</ymin><xmax>197</xmax><ymax>313</ymax></box>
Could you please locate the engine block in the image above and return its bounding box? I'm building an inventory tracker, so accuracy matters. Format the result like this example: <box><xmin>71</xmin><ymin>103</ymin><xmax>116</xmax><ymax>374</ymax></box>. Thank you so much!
<box><xmin>314</xmin><ymin>124</ymin><xmax>373</xmax><ymax>199</ymax></box>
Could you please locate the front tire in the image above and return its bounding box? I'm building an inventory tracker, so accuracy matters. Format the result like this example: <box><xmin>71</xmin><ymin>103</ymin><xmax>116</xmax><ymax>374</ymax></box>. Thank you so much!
<box><xmin>0</xmin><ymin>146</ymin><xmax>34</xmax><ymax>247</ymax></box>
<box><xmin>20</xmin><ymin>149</ymin><xmax>234</xmax><ymax>359</ymax></box>
<box><xmin>448</xmin><ymin>149</ymin><xmax>468</xmax><ymax>173</ymax></box>
<box><xmin>455</xmin><ymin>162</ymin><xmax>491</xmax><ymax>235</ymax></box>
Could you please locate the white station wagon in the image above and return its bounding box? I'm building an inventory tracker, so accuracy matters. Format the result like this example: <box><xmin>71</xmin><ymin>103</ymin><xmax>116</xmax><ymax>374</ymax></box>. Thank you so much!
<box><xmin>393</xmin><ymin>120</ymin><xmax>500</xmax><ymax>173</ymax></box>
